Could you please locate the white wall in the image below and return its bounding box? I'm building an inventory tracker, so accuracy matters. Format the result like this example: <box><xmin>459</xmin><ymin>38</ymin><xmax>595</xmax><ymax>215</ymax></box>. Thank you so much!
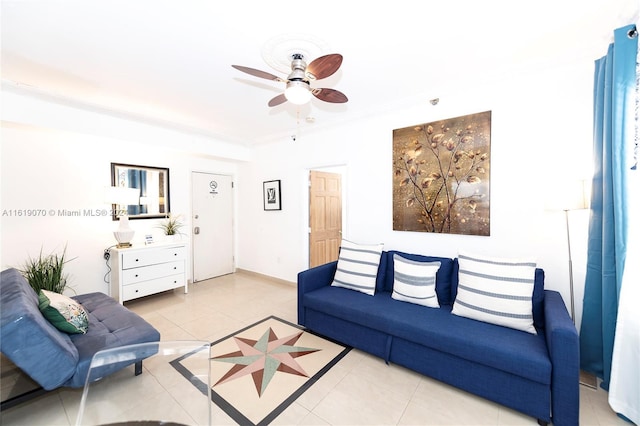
<box><xmin>1</xmin><ymin>121</ymin><xmax>241</xmax><ymax>296</ymax></box>
<box><xmin>1</xmin><ymin>60</ymin><xmax>594</xmax><ymax>328</ymax></box>
<box><xmin>237</xmin><ymin>61</ymin><xmax>594</xmax><ymax>328</ymax></box>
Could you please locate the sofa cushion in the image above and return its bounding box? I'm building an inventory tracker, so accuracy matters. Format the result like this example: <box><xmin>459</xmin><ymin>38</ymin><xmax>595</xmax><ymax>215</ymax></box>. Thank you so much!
<box><xmin>38</xmin><ymin>289</ymin><xmax>89</xmax><ymax>334</ymax></box>
<box><xmin>331</xmin><ymin>239</ymin><xmax>383</xmax><ymax>296</ymax></box>
<box><xmin>66</xmin><ymin>292</ymin><xmax>162</xmax><ymax>388</ymax></box>
<box><xmin>384</xmin><ymin>251</ymin><xmax>455</xmax><ymax>305</ymax></box>
<box><xmin>382</xmin><ymin>296</ymin><xmax>550</xmax><ymax>385</ymax></box>
<box><xmin>303</xmin><ymin>287</ymin><xmax>550</xmax><ymax>384</ymax></box>
<box><xmin>391</xmin><ymin>254</ymin><xmax>440</xmax><ymax>308</ymax></box>
<box><xmin>0</xmin><ymin>268</ymin><xmax>78</xmax><ymax>390</ymax></box>
<box><xmin>452</xmin><ymin>251</ymin><xmax>537</xmax><ymax>334</ymax></box>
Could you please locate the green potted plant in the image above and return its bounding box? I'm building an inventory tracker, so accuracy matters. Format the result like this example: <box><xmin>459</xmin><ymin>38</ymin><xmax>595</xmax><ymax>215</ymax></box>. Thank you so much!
<box><xmin>20</xmin><ymin>246</ymin><xmax>74</xmax><ymax>294</ymax></box>
<box><xmin>157</xmin><ymin>213</ymin><xmax>185</xmax><ymax>240</ymax></box>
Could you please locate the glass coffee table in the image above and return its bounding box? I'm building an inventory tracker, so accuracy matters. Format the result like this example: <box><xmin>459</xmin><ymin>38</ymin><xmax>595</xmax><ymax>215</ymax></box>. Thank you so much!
<box><xmin>75</xmin><ymin>341</ymin><xmax>211</xmax><ymax>426</ymax></box>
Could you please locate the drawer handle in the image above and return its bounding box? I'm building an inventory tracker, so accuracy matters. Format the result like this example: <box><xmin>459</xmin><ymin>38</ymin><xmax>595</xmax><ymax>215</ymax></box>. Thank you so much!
<box><xmin>173</xmin><ymin>267</ymin><xmax>177</xmax><ymax>270</ymax></box>
<box><xmin>135</xmin><ymin>274</ymin><xmax>139</xmax><ymax>277</ymax></box>
<box><xmin>135</xmin><ymin>290</ymin><xmax>139</xmax><ymax>293</ymax></box>
<box><xmin>135</xmin><ymin>258</ymin><xmax>139</xmax><ymax>262</ymax></box>
<box><xmin>174</xmin><ymin>253</ymin><xmax>177</xmax><ymax>256</ymax></box>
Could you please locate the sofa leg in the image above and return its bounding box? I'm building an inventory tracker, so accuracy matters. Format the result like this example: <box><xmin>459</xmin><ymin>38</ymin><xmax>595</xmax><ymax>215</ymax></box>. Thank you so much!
<box><xmin>134</xmin><ymin>360</ymin><xmax>142</xmax><ymax>376</ymax></box>
<box><xmin>537</xmin><ymin>420</ymin><xmax>549</xmax><ymax>426</ymax></box>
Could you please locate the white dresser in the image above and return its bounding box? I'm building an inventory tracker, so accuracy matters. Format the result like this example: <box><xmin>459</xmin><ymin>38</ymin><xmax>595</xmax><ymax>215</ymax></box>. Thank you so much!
<box><xmin>109</xmin><ymin>242</ymin><xmax>188</xmax><ymax>304</ymax></box>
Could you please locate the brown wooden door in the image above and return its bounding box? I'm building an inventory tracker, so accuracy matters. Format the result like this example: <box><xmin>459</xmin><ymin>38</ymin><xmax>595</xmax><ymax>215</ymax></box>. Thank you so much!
<box><xmin>309</xmin><ymin>170</ymin><xmax>342</xmax><ymax>267</ymax></box>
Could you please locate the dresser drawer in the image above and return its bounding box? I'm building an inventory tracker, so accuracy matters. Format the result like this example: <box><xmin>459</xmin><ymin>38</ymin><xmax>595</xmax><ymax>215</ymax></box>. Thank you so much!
<box><xmin>109</xmin><ymin>242</ymin><xmax>188</xmax><ymax>304</ymax></box>
<box><xmin>122</xmin><ymin>274</ymin><xmax>184</xmax><ymax>301</ymax></box>
<box><xmin>121</xmin><ymin>246</ymin><xmax>186</xmax><ymax>269</ymax></box>
<box><xmin>122</xmin><ymin>260</ymin><xmax>185</xmax><ymax>285</ymax></box>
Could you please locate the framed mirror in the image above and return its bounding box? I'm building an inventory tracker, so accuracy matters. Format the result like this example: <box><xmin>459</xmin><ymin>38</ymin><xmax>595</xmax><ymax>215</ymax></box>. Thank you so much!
<box><xmin>110</xmin><ymin>163</ymin><xmax>170</xmax><ymax>220</ymax></box>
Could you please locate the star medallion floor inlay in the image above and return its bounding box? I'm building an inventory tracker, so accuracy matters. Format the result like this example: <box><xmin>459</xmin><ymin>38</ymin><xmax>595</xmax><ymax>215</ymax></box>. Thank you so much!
<box><xmin>175</xmin><ymin>316</ymin><xmax>351</xmax><ymax>426</ymax></box>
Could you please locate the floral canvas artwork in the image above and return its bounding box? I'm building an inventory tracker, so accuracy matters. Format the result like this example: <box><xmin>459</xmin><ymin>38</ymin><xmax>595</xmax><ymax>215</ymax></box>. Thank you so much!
<box><xmin>393</xmin><ymin>111</ymin><xmax>491</xmax><ymax>236</ymax></box>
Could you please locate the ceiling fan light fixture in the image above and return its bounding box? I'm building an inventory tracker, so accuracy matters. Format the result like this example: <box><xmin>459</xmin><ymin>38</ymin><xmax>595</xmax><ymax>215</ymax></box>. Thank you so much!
<box><xmin>285</xmin><ymin>80</ymin><xmax>311</xmax><ymax>105</ymax></box>
<box><xmin>232</xmin><ymin>52</ymin><xmax>347</xmax><ymax>107</ymax></box>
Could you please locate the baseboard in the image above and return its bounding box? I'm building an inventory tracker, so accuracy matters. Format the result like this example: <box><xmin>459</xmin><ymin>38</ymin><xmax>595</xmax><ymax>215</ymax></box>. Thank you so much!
<box><xmin>579</xmin><ymin>370</ymin><xmax>598</xmax><ymax>389</ymax></box>
<box><xmin>234</xmin><ymin>268</ymin><xmax>296</xmax><ymax>287</ymax></box>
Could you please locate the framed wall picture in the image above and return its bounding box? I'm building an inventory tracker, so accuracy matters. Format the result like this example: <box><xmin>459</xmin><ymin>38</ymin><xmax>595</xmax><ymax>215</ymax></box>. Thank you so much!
<box><xmin>392</xmin><ymin>110</ymin><xmax>491</xmax><ymax>236</ymax></box>
<box><xmin>263</xmin><ymin>180</ymin><xmax>282</xmax><ymax>211</ymax></box>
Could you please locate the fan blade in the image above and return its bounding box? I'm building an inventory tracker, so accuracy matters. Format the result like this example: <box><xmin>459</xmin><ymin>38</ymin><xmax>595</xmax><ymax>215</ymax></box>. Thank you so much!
<box><xmin>232</xmin><ymin>65</ymin><xmax>283</xmax><ymax>82</ymax></box>
<box><xmin>306</xmin><ymin>54</ymin><xmax>343</xmax><ymax>80</ymax></box>
<box><xmin>268</xmin><ymin>93</ymin><xmax>287</xmax><ymax>107</ymax></box>
<box><xmin>312</xmin><ymin>88</ymin><xmax>348</xmax><ymax>103</ymax></box>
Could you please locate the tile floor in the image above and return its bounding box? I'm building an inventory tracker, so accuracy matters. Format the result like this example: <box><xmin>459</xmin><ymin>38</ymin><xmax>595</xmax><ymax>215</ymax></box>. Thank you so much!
<box><xmin>0</xmin><ymin>271</ymin><xmax>630</xmax><ymax>425</ymax></box>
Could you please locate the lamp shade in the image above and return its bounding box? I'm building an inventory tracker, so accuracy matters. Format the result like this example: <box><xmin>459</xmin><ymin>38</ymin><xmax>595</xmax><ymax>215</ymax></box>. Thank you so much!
<box><xmin>545</xmin><ymin>179</ymin><xmax>590</xmax><ymax>211</ymax></box>
<box><xmin>104</xmin><ymin>186</ymin><xmax>140</xmax><ymax>206</ymax></box>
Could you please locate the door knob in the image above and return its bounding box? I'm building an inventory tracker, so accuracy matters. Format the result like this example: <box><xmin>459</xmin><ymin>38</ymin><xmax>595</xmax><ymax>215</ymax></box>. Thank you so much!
<box><xmin>194</xmin><ymin>226</ymin><xmax>200</xmax><ymax>235</ymax></box>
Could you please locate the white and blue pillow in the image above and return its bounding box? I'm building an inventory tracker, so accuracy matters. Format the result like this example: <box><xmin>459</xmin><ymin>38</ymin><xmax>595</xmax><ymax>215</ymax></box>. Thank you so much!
<box><xmin>331</xmin><ymin>239</ymin><xmax>383</xmax><ymax>296</ymax></box>
<box><xmin>452</xmin><ymin>251</ymin><xmax>537</xmax><ymax>334</ymax></box>
<box><xmin>392</xmin><ymin>254</ymin><xmax>441</xmax><ymax>308</ymax></box>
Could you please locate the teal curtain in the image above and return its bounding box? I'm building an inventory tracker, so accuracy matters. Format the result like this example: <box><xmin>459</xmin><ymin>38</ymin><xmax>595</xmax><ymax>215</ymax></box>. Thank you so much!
<box><xmin>580</xmin><ymin>24</ymin><xmax>637</xmax><ymax>391</ymax></box>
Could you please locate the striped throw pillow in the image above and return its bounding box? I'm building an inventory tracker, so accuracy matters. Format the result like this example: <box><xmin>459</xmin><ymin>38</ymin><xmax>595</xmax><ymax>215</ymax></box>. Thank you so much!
<box><xmin>331</xmin><ymin>239</ymin><xmax>383</xmax><ymax>296</ymax></box>
<box><xmin>452</xmin><ymin>251</ymin><xmax>537</xmax><ymax>334</ymax></box>
<box><xmin>392</xmin><ymin>254</ymin><xmax>441</xmax><ymax>308</ymax></box>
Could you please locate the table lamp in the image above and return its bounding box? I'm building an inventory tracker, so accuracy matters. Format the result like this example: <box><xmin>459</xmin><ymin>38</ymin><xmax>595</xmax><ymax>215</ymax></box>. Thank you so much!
<box><xmin>105</xmin><ymin>186</ymin><xmax>140</xmax><ymax>248</ymax></box>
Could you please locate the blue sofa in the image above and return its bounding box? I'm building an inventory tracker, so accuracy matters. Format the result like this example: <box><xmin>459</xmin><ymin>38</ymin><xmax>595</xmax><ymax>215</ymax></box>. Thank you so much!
<box><xmin>297</xmin><ymin>250</ymin><xmax>579</xmax><ymax>426</ymax></box>
<box><xmin>0</xmin><ymin>268</ymin><xmax>161</xmax><ymax>406</ymax></box>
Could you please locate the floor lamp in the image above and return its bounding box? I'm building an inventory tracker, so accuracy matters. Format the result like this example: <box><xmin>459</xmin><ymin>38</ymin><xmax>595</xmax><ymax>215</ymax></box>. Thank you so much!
<box><xmin>563</xmin><ymin>208</ymin><xmax>580</xmax><ymax>322</ymax></box>
<box><xmin>560</xmin><ymin>180</ymin><xmax>589</xmax><ymax>323</ymax></box>
<box><xmin>560</xmin><ymin>180</ymin><xmax>597</xmax><ymax>388</ymax></box>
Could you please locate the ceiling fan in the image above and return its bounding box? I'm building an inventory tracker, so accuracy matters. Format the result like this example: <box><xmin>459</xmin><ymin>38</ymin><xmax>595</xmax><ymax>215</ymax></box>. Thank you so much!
<box><xmin>232</xmin><ymin>53</ymin><xmax>348</xmax><ymax>107</ymax></box>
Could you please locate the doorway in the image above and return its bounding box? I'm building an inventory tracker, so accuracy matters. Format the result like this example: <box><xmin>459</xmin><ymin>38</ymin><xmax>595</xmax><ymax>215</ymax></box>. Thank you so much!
<box><xmin>308</xmin><ymin>169</ymin><xmax>344</xmax><ymax>268</ymax></box>
<box><xmin>191</xmin><ymin>172</ymin><xmax>234</xmax><ymax>282</ymax></box>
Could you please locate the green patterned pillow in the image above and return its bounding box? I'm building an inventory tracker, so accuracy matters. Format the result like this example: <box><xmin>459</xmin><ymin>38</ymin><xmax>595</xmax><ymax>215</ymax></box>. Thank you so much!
<box><xmin>38</xmin><ymin>289</ymin><xmax>89</xmax><ymax>334</ymax></box>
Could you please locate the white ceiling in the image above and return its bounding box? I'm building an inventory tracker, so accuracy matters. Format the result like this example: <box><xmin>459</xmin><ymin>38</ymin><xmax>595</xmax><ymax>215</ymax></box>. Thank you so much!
<box><xmin>2</xmin><ymin>1</ymin><xmax>638</xmax><ymax>146</ymax></box>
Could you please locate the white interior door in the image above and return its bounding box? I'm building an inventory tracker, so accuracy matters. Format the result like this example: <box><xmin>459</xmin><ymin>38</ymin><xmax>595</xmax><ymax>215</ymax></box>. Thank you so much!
<box><xmin>191</xmin><ymin>172</ymin><xmax>234</xmax><ymax>282</ymax></box>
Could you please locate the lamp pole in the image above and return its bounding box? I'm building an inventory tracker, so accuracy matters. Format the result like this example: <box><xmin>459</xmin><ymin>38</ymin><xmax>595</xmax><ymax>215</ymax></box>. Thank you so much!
<box><xmin>564</xmin><ymin>208</ymin><xmax>576</xmax><ymax>323</ymax></box>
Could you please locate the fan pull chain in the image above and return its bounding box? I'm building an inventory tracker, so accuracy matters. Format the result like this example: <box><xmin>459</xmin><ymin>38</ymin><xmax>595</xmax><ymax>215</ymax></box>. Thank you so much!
<box><xmin>292</xmin><ymin>109</ymin><xmax>301</xmax><ymax>142</ymax></box>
